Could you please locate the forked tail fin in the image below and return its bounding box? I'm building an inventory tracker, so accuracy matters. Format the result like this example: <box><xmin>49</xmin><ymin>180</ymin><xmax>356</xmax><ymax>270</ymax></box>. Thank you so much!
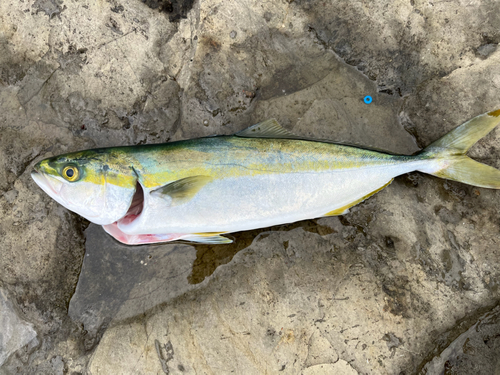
<box><xmin>419</xmin><ymin>109</ymin><xmax>500</xmax><ymax>189</ymax></box>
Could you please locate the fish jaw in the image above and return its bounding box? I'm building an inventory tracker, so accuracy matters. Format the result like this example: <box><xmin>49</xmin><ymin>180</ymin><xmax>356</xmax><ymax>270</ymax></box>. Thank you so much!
<box><xmin>31</xmin><ymin>170</ymin><xmax>66</xmax><ymax>207</ymax></box>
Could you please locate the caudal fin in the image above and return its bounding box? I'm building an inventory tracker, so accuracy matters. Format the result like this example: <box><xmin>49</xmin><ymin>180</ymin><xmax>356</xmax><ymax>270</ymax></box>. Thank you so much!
<box><xmin>420</xmin><ymin>109</ymin><xmax>500</xmax><ymax>189</ymax></box>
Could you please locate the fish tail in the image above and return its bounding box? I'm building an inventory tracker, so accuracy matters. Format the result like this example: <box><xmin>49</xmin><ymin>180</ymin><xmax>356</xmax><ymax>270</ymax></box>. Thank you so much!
<box><xmin>418</xmin><ymin>109</ymin><xmax>500</xmax><ymax>189</ymax></box>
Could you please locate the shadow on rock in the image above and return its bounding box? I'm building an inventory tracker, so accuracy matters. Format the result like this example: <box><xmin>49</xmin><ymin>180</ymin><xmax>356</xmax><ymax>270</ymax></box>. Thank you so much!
<box><xmin>69</xmin><ymin>218</ymin><xmax>339</xmax><ymax>331</ymax></box>
<box><xmin>68</xmin><ymin>224</ymin><xmax>197</xmax><ymax>337</ymax></box>
<box><xmin>189</xmin><ymin>219</ymin><xmax>337</xmax><ymax>284</ymax></box>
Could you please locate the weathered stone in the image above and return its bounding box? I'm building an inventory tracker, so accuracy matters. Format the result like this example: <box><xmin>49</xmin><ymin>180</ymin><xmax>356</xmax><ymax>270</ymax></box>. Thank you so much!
<box><xmin>68</xmin><ymin>224</ymin><xmax>198</xmax><ymax>339</ymax></box>
<box><xmin>1</xmin><ymin>0</ymin><xmax>500</xmax><ymax>373</ymax></box>
<box><xmin>0</xmin><ymin>288</ymin><xmax>37</xmax><ymax>366</ymax></box>
<box><xmin>422</xmin><ymin>305</ymin><xmax>500</xmax><ymax>374</ymax></box>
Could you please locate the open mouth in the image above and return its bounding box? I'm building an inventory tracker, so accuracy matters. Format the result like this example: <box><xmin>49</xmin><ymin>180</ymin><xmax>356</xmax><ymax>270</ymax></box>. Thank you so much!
<box><xmin>118</xmin><ymin>181</ymin><xmax>144</xmax><ymax>226</ymax></box>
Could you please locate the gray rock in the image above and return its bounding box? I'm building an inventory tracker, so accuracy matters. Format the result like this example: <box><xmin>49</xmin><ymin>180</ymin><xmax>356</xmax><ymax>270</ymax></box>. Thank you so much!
<box><xmin>477</xmin><ymin>43</ymin><xmax>498</xmax><ymax>59</ymax></box>
<box><xmin>0</xmin><ymin>288</ymin><xmax>37</xmax><ymax>366</ymax></box>
<box><xmin>68</xmin><ymin>224</ymin><xmax>198</xmax><ymax>339</ymax></box>
<box><xmin>1</xmin><ymin>0</ymin><xmax>500</xmax><ymax>373</ymax></box>
<box><xmin>422</xmin><ymin>305</ymin><xmax>500</xmax><ymax>375</ymax></box>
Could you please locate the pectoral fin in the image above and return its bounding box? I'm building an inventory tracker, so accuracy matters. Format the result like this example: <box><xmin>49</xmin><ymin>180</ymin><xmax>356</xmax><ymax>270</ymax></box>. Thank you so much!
<box><xmin>324</xmin><ymin>179</ymin><xmax>393</xmax><ymax>216</ymax></box>
<box><xmin>150</xmin><ymin>175</ymin><xmax>213</xmax><ymax>205</ymax></box>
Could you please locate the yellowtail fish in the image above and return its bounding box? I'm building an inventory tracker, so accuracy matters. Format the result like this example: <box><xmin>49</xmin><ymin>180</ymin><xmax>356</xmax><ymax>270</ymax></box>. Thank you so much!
<box><xmin>31</xmin><ymin>110</ymin><xmax>500</xmax><ymax>245</ymax></box>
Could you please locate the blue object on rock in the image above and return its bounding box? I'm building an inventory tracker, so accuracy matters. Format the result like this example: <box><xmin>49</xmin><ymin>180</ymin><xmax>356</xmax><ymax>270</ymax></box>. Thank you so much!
<box><xmin>364</xmin><ymin>95</ymin><xmax>372</xmax><ymax>104</ymax></box>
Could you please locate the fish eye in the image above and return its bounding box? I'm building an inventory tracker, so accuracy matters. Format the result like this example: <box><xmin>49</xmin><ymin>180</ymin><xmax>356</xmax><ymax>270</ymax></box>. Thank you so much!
<box><xmin>62</xmin><ymin>165</ymin><xmax>80</xmax><ymax>182</ymax></box>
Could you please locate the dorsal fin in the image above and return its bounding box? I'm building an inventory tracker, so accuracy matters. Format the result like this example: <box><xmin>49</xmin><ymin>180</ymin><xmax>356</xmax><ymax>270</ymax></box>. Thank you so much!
<box><xmin>235</xmin><ymin>119</ymin><xmax>402</xmax><ymax>154</ymax></box>
<box><xmin>235</xmin><ymin>119</ymin><xmax>298</xmax><ymax>139</ymax></box>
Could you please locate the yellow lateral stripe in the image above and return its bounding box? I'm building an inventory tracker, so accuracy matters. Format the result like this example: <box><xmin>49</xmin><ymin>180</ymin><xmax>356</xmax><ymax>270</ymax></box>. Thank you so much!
<box><xmin>85</xmin><ymin>169</ymin><xmax>137</xmax><ymax>188</ymax></box>
<box><xmin>323</xmin><ymin>179</ymin><xmax>394</xmax><ymax>216</ymax></box>
<box><xmin>136</xmin><ymin>138</ymin><xmax>403</xmax><ymax>188</ymax></box>
<box><xmin>46</xmin><ymin>136</ymin><xmax>403</xmax><ymax>189</ymax></box>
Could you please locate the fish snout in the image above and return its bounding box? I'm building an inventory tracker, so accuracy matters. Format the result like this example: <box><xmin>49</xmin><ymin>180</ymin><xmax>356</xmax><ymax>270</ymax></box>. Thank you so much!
<box><xmin>31</xmin><ymin>168</ymin><xmax>64</xmax><ymax>197</ymax></box>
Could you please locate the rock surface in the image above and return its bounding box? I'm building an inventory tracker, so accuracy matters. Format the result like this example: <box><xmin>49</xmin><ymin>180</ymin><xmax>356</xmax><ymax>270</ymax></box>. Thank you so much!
<box><xmin>1</xmin><ymin>0</ymin><xmax>500</xmax><ymax>373</ymax></box>
<box><xmin>0</xmin><ymin>288</ymin><xmax>37</xmax><ymax>366</ymax></box>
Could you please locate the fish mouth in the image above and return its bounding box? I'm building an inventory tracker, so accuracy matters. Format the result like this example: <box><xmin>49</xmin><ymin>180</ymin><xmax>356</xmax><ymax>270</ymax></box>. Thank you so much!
<box><xmin>31</xmin><ymin>169</ymin><xmax>63</xmax><ymax>197</ymax></box>
<box><xmin>118</xmin><ymin>181</ymin><xmax>144</xmax><ymax>226</ymax></box>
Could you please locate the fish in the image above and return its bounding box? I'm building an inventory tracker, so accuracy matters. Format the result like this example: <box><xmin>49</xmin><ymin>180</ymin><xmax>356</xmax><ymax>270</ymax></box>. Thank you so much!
<box><xmin>31</xmin><ymin>110</ymin><xmax>500</xmax><ymax>245</ymax></box>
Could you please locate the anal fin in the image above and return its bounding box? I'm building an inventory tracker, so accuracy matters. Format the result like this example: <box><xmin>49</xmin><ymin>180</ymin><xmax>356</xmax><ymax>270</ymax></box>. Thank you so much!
<box><xmin>323</xmin><ymin>179</ymin><xmax>393</xmax><ymax>217</ymax></box>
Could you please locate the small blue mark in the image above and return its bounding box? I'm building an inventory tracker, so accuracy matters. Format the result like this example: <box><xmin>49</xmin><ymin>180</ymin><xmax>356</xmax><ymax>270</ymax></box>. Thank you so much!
<box><xmin>363</xmin><ymin>95</ymin><xmax>372</xmax><ymax>104</ymax></box>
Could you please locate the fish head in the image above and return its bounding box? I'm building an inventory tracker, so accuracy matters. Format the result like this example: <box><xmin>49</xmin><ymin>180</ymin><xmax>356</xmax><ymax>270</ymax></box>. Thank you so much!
<box><xmin>31</xmin><ymin>149</ymin><xmax>138</xmax><ymax>225</ymax></box>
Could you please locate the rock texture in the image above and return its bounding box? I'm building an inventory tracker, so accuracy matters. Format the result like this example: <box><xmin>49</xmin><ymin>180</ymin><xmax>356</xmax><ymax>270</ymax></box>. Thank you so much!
<box><xmin>0</xmin><ymin>288</ymin><xmax>37</xmax><ymax>366</ymax></box>
<box><xmin>1</xmin><ymin>0</ymin><xmax>500</xmax><ymax>374</ymax></box>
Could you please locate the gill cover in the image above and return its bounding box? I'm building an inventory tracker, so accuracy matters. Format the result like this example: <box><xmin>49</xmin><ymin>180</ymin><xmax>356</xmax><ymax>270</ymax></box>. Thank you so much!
<box><xmin>31</xmin><ymin>150</ymin><xmax>137</xmax><ymax>225</ymax></box>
